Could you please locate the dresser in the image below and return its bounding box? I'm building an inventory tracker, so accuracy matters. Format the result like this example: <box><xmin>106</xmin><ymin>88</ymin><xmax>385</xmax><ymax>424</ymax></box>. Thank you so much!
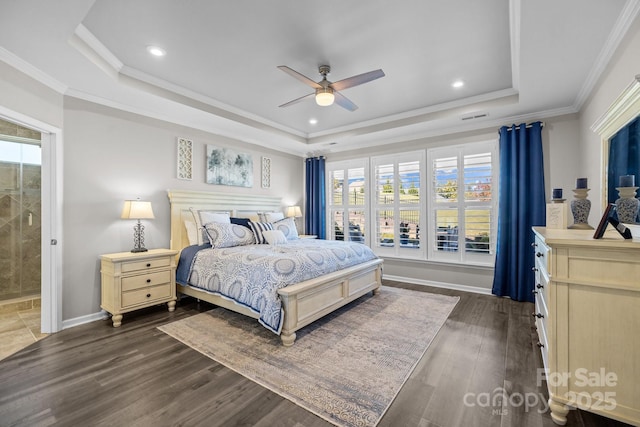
<box><xmin>532</xmin><ymin>227</ymin><xmax>640</xmax><ymax>426</ymax></box>
<box><xmin>100</xmin><ymin>249</ymin><xmax>179</xmax><ymax>327</ymax></box>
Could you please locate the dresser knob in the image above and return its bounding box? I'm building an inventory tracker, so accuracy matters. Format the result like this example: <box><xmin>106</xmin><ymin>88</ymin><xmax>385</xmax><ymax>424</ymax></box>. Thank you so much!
<box><xmin>146</xmin><ymin>279</ymin><xmax>151</xmax><ymax>283</ymax></box>
<box><xmin>536</xmin><ymin>342</ymin><xmax>545</xmax><ymax>348</ymax></box>
<box><xmin>536</xmin><ymin>283</ymin><xmax>543</xmax><ymax>289</ymax></box>
<box><xmin>146</xmin><ymin>263</ymin><xmax>151</xmax><ymax>267</ymax></box>
<box><xmin>146</xmin><ymin>293</ymin><xmax>151</xmax><ymax>298</ymax></box>
<box><xmin>536</xmin><ymin>252</ymin><xmax>543</xmax><ymax>257</ymax></box>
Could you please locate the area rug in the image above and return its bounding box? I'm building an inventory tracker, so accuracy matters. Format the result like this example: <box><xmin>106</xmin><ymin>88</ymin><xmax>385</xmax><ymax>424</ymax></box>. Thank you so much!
<box><xmin>158</xmin><ymin>286</ymin><xmax>459</xmax><ymax>427</ymax></box>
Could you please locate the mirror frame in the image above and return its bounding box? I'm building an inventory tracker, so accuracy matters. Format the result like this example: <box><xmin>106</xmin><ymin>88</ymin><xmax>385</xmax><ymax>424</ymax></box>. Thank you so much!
<box><xmin>591</xmin><ymin>75</ymin><xmax>640</xmax><ymax>210</ymax></box>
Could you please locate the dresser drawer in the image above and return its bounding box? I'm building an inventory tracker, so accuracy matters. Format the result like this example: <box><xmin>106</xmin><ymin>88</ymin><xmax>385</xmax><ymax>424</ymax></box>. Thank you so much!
<box><xmin>533</xmin><ymin>236</ymin><xmax>551</xmax><ymax>274</ymax></box>
<box><xmin>122</xmin><ymin>284</ymin><xmax>172</xmax><ymax>308</ymax></box>
<box><xmin>535</xmin><ymin>313</ymin><xmax>549</xmax><ymax>370</ymax></box>
<box><xmin>122</xmin><ymin>270</ymin><xmax>171</xmax><ymax>292</ymax></box>
<box><xmin>121</xmin><ymin>256</ymin><xmax>172</xmax><ymax>273</ymax></box>
<box><xmin>534</xmin><ymin>265</ymin><xmax>549</xmax><ymax>309</ymax></box>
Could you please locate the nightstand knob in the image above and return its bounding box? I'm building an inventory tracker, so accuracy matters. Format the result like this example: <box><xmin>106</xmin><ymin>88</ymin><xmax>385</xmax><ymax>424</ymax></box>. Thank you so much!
<box><xmin>536</xmin><ymin>252</ymin><xmax>543</xmax><ymax>257</ymax></box>
<box><xmin>146</xmin><ymin>263</ymin><xmax>151</xmax><ymax>267</ymax></box>
<box><xmin>146</xmin><ymin>293</ymin><xmax>151</xmax><ymax>298</ymax></box>
<box><xmin>536</xmin><ymin>342</ymin><xmax>544</xmax><ymax>348</ymax></box>
<box><xmin>532</xmin><ymin>267</ymin><xmax>538</xmax><ymax>272</ymax></box>
<box><xmin>536</xmin><ymin>283</ymin><xmax>543</xmax><ymax>289</ymax></box>
<box><xmin>532</xmin><ymin>290</ymin><xmax>538</xmax><ymax>295</ymax></box>
<box><xmin>146</xmin><ymin>279</ymin><xmax>151</xmax><ymax>283</ymax></box>
<box><xmin>532</xmin><ymin>312</ymin><xmax>544</xmax><ymax>319</ymax></box>
<box><xmin>531</xmin><ymin>242</ymin><xmax>537</xmax><ymax>247</ymax></box>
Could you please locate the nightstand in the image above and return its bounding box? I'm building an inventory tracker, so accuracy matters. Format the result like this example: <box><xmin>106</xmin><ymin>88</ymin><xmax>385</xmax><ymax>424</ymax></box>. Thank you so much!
<box><xmin>298</xmin><ymin>234</ymin><xmax>317</xmax><ymax>239</ymax></box>
<box><xmin>100</xmin><ymin>248</ymin><xmax>179</xmax><ymax>327</ymax></box>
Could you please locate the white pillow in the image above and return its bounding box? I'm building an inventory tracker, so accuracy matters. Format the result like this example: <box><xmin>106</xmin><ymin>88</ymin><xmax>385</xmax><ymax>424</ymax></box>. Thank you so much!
<box><xmin>273</xmin><ymin>217</ymin><xmax>299</xmax><ymax>240</ymax></box>
<box><xmin>184</xmin><ymin>220</ymin><xmax>199</xmax><ymax>246</ymax></box>
<box><xmin>264</xmin><ymin>212</ymin><xmax>285</xmax><ymax>223</ymax></box>
<box><xmin>199</xmin><ymin>211</ymin><xmax>231</xmax><ymax>225</ymax></box>
<box><xmin>262</xmin><ymin>229</ymin><xmax>288</xmax><ymax>245</ymax></box>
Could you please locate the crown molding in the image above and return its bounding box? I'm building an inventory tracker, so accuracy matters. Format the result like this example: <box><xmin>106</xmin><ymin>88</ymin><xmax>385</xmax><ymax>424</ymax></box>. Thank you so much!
<box><xmin>0</xmin><ymin>46</ymin><xmax>67</xmax><ymax>94</ymax></box>
<box><xmin>574</xmin><ymin>0</ymin><xmax>640</xmax><ymax>110</ymax></box>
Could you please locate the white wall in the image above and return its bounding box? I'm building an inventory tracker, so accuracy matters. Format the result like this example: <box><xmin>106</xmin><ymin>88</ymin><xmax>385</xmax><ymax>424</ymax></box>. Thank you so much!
<box><xmin>579</xmin><ymin>15</ymin><xmax>640</xmax><ymax>225</ymax></box>
<box><xmin>61</xmin><ymin>97</ymin><xmax>303</xmax><ymax>320</ymax></box>
<box><xmin>0</xmin><ymin>61</ymin><xmax>63</xmax><ymax>127</ymax></box>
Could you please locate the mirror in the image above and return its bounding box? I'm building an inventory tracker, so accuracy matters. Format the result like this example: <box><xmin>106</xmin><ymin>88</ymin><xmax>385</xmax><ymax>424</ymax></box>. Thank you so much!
<box><xmin>592</xmin><ymin>75</ymin><xmax>640</xmax><ymax>212</ymax></box>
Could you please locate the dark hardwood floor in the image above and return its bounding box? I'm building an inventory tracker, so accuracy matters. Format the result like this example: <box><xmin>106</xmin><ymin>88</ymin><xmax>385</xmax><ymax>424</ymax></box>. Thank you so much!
<box><xmin>0</xmin><ymin>281</ymin><xmax>631</xmax><ymax>427</ymax></box>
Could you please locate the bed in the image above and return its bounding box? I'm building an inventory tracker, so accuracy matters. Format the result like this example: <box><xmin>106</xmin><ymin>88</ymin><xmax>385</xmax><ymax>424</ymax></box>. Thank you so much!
<box><xmin>167</xmin><ymin>189</ymin><xmax>383</xmax><ymax>346</ymax></box>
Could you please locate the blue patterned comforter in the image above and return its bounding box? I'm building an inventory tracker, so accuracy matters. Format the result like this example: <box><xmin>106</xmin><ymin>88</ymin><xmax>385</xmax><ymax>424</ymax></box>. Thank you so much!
<box><xmin>177</xmin><ymin>239</ymin><xmax>378</xmax><ymax>334</ymax></box>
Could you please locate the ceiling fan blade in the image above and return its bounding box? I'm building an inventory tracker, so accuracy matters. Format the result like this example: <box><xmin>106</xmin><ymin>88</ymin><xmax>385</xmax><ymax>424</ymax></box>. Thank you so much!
<box><xmin>278</xmin><ymin>92</ymin><xmax>315</xmax><ymax>108</ymax></box>
<box><xmin>330</xmin><ymin>69</ymin><xmax>385</xmax><ymax>92</ymax></box>
<box><xmin>334</xmin><ymin>91</ymin><xmax>358</xmax><ymax>112</ymax></box>
<box><xmin>277</xmin><ymin>66</ymin><xmax>322</xmax><ymax>89</ymax></box>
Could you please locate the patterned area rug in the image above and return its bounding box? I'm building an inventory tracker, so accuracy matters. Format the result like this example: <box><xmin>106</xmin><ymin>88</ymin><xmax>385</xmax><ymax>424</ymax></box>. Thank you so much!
<box><xmin>158</xmin><ymin>286</ymin><xmax>459</xmax><ymax>427</ymax></box>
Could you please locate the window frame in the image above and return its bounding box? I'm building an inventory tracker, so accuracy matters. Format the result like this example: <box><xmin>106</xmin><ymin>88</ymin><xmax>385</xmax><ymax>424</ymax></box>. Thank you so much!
<box><xmin>370</xmin><ymin>150</ymin><xmax>426</xmax><ymax>259</ymax></box>
<box><xmin>426</xmin><ymin>140</ymin><xmax>498</xmax><ymax>265</ymax></box>
<box><xmin>325</xmin><ymin>159</ymin><xmax>370</xmax><ymax>244</ymax></box>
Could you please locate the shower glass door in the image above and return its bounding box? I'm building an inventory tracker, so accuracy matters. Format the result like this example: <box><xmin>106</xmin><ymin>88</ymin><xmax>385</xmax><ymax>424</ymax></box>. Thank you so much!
<box><xmin>0</xmin><ymin>138</ymin><xmax>41</xmax><ymax>303</ymax></box>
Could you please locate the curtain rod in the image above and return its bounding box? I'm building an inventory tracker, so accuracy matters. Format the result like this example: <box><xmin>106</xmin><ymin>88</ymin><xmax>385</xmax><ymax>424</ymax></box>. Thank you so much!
<box><xmin>504</xmin><ymin>122</ymin><xmax>545</xmax><ymax>131</ymax></box>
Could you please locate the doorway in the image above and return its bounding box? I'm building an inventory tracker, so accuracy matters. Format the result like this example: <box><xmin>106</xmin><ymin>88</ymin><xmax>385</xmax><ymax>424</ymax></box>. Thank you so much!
<box><xmin>0</xmin><ymin>119</ymin><xmax>46</xmax><ymax>359</ymax></box>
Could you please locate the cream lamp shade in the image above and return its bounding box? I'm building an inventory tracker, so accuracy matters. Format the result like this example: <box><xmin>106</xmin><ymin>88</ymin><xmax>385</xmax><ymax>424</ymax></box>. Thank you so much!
<box><xmin>286</xmin><ymin>205</ymin><xmax>302</xmax><ymax>218</ymax></box>
<box><xmin>121</xmin><ymin>200</ymin><xmax>155</xmax><ymax>219</ymax></box>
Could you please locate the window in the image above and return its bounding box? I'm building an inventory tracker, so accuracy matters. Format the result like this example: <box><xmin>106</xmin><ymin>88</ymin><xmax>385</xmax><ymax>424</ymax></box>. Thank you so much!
<box><xmin>326</xmin><ymin>160</ymin><xmax>368</xmax><ymax>243</ymax></box>
<box><xmin>371</xmin><ymin>151</ymin><xmax>426</xmax><ymax>258</ymax></box>
<box><xmin>325</xmin><ymin>140</ymin><xmax>497</xmax><ymax>266</ymax></box>
<box><xmin>428</xmin><ymin>141</ymin><xmax>497</xmax><ymax>264</ymax></box>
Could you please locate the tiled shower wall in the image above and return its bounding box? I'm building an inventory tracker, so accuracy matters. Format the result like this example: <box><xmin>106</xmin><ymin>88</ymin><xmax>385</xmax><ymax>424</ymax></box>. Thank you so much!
<box><xmin>0</xmin><ymin>119</ymin><xmax>41</xmax><ymax>302</ymax></box>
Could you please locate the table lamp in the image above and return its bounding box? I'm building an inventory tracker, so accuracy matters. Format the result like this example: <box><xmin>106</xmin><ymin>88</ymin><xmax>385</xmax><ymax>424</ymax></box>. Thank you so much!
<box><xmin>121</xmin><ymin>200</ymin><xmax>155</xmax><ymax>252</ymax></box>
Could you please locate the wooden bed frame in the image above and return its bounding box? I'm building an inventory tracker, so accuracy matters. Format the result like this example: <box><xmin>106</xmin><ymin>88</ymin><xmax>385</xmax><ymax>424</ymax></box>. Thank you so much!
<box><xmin>167</xmin><ymin>189</ymin><xmax>383</xmax><ymax>346</ymax></box>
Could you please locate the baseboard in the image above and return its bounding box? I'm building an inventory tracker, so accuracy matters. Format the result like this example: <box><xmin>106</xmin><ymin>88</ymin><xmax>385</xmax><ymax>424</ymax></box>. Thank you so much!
<box><xmin>383</xmin><ymin>274</ymin><xmax>492</xmax><ymax>296</ymax></box>
<box><xmin>62</xmin><ymin>310</ymin><xmax>109</xmax><ymax>330</ymax></box>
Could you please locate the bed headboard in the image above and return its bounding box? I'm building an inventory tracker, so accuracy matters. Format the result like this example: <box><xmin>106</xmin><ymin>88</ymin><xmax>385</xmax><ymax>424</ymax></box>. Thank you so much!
<box><xmin>167</xmin><ymin>189</ymin><xmax>283</xmax><ymax>252</ymax></box>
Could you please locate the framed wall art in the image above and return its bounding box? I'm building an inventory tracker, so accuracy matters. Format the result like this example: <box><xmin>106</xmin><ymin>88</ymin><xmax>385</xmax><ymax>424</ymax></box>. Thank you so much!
<box><xmin>206</xmin><ymin>145</ymin><xmax>253</xmax><ymax>187</ymax></box>
<box><xmin>261</xmin><ymin>156</ymin><xmax>271</xmax><ymax>188</ymax></box>
<box><xmin>177</xmin><ymin>137</ymin><xmax>193</xmax><ymax>180</ymax></box>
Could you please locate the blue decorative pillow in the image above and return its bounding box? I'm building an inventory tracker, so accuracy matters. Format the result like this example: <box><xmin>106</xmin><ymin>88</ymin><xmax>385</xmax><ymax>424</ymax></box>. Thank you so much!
<box><xmin>249</xmin><ymin>221</ymin><xmax>274</xmax><ymax>244</ymax></box>
<box><xmin>274</xmin><ymin>217</ymin><xmax>299</xmax><ymax>240</ymax></box>
<box><xmin>230</xmin><ymin>217</ymin><xmax>252</xmax><ymax>229</ymax></box>
<box><xmin>204</xmin><ymin>222</ymin><xmax>256</xmax><ymax>248</ymax></box>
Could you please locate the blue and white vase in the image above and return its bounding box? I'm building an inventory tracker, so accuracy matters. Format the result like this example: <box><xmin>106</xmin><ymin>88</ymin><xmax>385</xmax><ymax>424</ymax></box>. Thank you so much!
<box><xmin>615</xmin><ymin>187</ymin><xmax>640</xmax><ymax>223</ymax></box>
<box><xmin>569</xmin><ymin>188</ymin><xmax>593</xmax><ymax>229</ymax></box>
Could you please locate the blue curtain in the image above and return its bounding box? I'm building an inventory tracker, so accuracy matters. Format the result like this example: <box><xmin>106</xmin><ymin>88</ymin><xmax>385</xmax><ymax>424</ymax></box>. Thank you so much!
<box><xmin>305</xmin><ymin>156</ymin><xmax>326</xmax><ymax>239</ymax></box>
<box><xmin>607</xmin><ymin>117</ymin><xmax>640</xmax><ymax>221</ymax></box>
<box><xmin>492</xmin><ymin>122</ymin><xmax>546</xmax><ymax>302</ymax></box>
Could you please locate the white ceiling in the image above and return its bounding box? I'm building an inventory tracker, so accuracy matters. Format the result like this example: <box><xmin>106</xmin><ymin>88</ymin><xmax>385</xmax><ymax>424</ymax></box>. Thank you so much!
<box><xmin>0</xmin><ymin>0</ymin><xmax>638</xmax><ymax>156</ymax></box>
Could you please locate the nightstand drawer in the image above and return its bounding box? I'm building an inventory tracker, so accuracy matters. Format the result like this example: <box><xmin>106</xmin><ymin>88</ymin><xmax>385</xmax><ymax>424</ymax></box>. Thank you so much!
<box><xmin>122</xmin><ymin>256</ymin><xmax>172</xmax><ymax>273</ymax></box>
<box><xmin>122</xmin><ymin>270</ymin><xmax>171</xmax><ymax>291</ymax></box>
<box><xmin>122</xmin><ymin>284</ymin><xmax>172</xmax><ymax>308</ymax></box>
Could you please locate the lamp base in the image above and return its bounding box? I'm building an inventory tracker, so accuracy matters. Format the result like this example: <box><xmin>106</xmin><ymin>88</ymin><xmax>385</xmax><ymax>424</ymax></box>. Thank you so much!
<box><xmin>131</xmin><ymin>247</ymin><xmax>148</xmax><ymax>253</ymax></box>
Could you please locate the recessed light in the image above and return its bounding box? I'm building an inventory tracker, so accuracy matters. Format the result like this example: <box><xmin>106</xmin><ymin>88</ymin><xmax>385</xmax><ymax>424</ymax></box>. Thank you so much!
<box><xmin>452</xmin><ymin>80</ymin><xmax>464</xmax><ymax>88</ymax></box>
<box><xmin>146</xmin><ymin>46</ymin><xmax>166</xmax><ymax>57</ymax></box>
<box><xmin>309</xmin><ymin>118</ymin><xmax>318</xmax><ymax>125</ymax></box>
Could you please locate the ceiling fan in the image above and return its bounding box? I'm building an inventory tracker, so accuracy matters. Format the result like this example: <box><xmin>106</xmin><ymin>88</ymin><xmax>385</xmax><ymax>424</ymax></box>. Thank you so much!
<box><xmin>277</xmin><ymin>65</ymin><xmax>385</xmax><ymax>111</ymax></box>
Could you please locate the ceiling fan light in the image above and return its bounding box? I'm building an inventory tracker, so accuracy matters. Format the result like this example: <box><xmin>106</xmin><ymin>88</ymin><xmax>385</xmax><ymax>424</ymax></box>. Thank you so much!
<box><xmin>315</xmin><ymin>88</ymin><xmax>335</xmax><ymax>106</ymax></box>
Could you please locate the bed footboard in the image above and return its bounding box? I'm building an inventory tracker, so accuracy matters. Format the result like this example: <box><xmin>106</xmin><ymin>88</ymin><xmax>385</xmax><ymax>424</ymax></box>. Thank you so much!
<box><xmin>277</xmin><ymin>258</ymin><xmax>383</xmax><ymax>346</ymax></box>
